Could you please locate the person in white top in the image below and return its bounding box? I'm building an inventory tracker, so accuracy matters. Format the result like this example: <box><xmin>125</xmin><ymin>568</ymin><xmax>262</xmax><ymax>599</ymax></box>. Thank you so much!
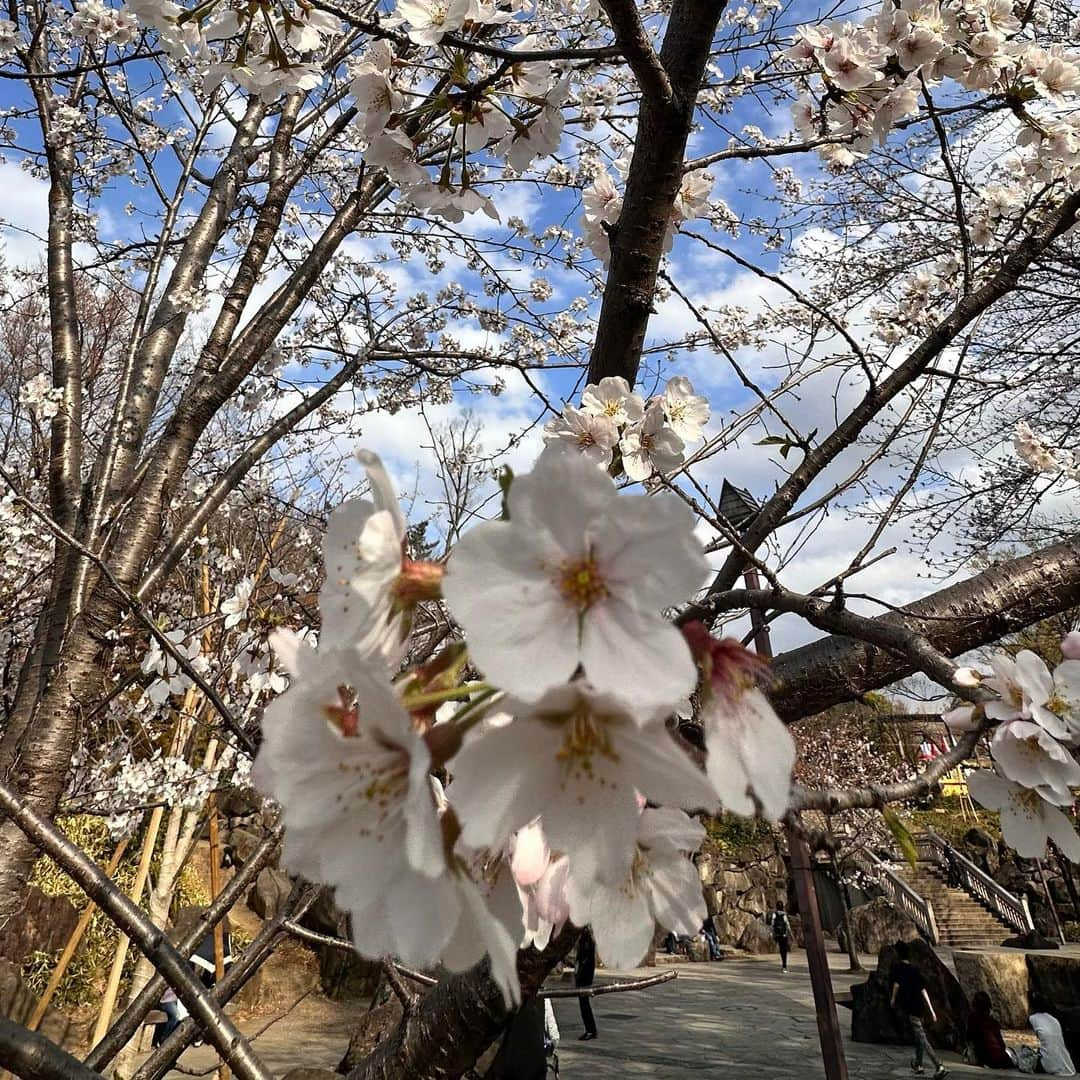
<box><xmin>1029</xmin><ymin>994</ymin><xmax>1077</xmax><ymax>1076</ymax></box>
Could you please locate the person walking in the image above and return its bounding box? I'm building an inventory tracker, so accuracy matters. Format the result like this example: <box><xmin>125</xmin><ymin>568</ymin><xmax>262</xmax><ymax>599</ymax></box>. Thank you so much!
<box><xmin>772</xmin><ymin>901</ymin><xmax>791</xmax><ymax>973</ymax></box>
<box><xmin>575</xmin><ymin>926</ymin><xmax>598</xmax><ymax>1041</ymax></box>
<box><xmin>889</xmin><ymin>940</ymin><xmax>948</xmax><ymax>1078</ymax></box>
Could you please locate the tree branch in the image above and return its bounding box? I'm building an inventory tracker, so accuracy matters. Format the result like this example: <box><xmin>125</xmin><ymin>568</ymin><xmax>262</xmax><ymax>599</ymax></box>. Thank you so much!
<box><xmin>768</xmin><ymin>533</ymin><xmax>1080</xmax><ymax>721</ymax></box>
<box><xmin>596</xmin><ymin>0</ymin><xmax>672</xmax><ymax>102</ymax></box>
<box><xmin>0</xmin><ymin>1017</ymin><xmax>104</xmax><ymax>1080</ymax></box>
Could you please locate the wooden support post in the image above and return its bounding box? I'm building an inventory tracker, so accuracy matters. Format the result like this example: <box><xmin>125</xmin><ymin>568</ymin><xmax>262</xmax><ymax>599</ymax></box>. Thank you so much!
<box><xmin>743</xmin><ymin>565</ymin><xmax>849</xmax><ymax>1080</ymax></box>
<box><xmin>1035</xmin><ymin>859</ymin><xmax>1067</xmax><ymax>944</ymax></box>
<box><xmin>91</xmin><ymin>805</ymin><xmax>166</xmax><ymax>1049</ymax></box>
<box><xmin>208</xmin><ymin>797</ymin><xmax>230</xmax><ymax>1080</ymax></box>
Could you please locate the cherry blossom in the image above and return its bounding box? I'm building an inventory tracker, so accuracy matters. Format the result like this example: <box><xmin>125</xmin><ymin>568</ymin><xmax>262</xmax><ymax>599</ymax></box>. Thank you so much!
<box><xmin>447</xmin><ymin>681</ymin><xmax>718</xmax><ymax>888</ymax></box>
<box><xmin>396</xmin><ymin>0</ymin><xmax>470</xmax><ymax>45</ymax></box>
<box><xmin>542</xmin><ymin>405</ymin><xmax>619</xmax><ymax>468</ymax></box>
<box><xmin>566</xmin><ymin>807</ymin><xmax>706</xmax><ymax>970</ymax></box>
<box><xmin>990</xmin><ymin>721</ymin><xmax>1080</xmax><ymax>804</ymax></box>
<box><xmin>220</xmin><ymin>576</ymin><xmax>255</xmax><ymax>630</ymax></box>
<box><xmin>619</xmin><ymin>403</ymin><xmax>686</xmax><ymax>481</ymax></box>
<box><xmin>683</xmin><ymin>624</ymin><xmax>796</xmax><ymax>820</ymax></box>
<box><xmin>659</xmin><ymin>376</ymin><xmax>710</xmax><ymax>443</ymax></box>
<box><xmin>580</xmin><ymin>376</ymin><xmax>644</xmax><ymax>427</ymax></box>
<box><xmin>351</xmin><ymin>43</ymin><xmax>405</xmax><ymax>139</ymax></box>
<box><xmin>442</xmin><ymin>449</ymin><xmax>707</xmax><ymax>709</ymax></box>
<box><xmin>967</xmin><ymin>769</ymin><xmax>1080</xmax><ymax>861</ymax></box>
<box><xmin>318</xmin><ymin>450</ymin><xmax>440</xmax><ymax>668</ymax></box>
<box><xmin>1062</xmin><ymin>632</ymin><xmax>1080</xmax><ymax>661</ymax></box>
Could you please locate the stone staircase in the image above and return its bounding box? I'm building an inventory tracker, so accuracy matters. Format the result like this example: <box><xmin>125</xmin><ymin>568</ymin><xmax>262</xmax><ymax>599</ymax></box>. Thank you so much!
<box><xmin>896</xmin><ymin>862</ymin><xmax>1012</xmax><ymax>948</ymax></box>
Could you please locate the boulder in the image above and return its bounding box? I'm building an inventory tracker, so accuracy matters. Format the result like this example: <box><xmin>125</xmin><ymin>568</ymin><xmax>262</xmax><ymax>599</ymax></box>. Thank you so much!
<box><xmin>248</xmin><ymin>866</ymin><xmax>292</xmax><ymax>920</ymax></box>
<box><xmin>960</xmin><ymin>828</ymin><xmax>999</xmax><ymax>874</ymax></box>
<box><xmin>953</xmin><ymin>949</ymin><xmax>1030</xmax><ymax>1028</ymax></box>
<box><xmin>319</xmin><ymin>943</ymin><xmax>381</xmax><ymax>1001</ymax></box>
<box><xmin>1027</xmin><ymin>952</ymin><xmax>1080</xmax><ymax>1060</ymax></box>
<box><xmin>0</xmin><ymin>887</ymin><xmax>79</xmax><ymax>964</ymax></box>
<box><xmin>851</xmin><ymin>939</ymin><xmax>968</xmax><ymax>1051</ymax></box>
<box><xmin>711</xmin><ymin>908</ymin><xmax>754</xmax><ymax>946</ymax></box>
<box><xmin>840</xmin><ymin>898</ymin><xmax>920</xmax><ymax>956</ymax></box>
<box><xmin>685</xmin><ymin>937</ymin><xmax>711</xmax><ymax>962</ymax></box>
<box><xmin>737</xmin><ymin>920</ymin><xmax>778</xmax><ymax>955</ymax></box>
<box><xmin>0</xmin><ymin>959</ymin><xmax>86</xmax><ymax>1050</ymax></box>
<box><xmin>1003</xmin><ymin>929</ymin><xmax>1059</xmax><ymax>950</ymax></box>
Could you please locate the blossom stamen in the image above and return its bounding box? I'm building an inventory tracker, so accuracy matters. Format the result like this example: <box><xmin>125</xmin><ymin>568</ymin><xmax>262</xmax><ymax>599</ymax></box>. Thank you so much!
<box><xmin>556</xmin><ymin>555</ymin><xmax>608</xmax><ymax>611</ymax></box>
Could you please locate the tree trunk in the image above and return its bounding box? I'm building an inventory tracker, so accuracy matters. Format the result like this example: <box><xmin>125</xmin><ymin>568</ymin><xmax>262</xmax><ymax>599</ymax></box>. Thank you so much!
<box><xmin>0</xmin><ymin>619</ymin><xmax>105</xmax><ymax>955</ymax></box>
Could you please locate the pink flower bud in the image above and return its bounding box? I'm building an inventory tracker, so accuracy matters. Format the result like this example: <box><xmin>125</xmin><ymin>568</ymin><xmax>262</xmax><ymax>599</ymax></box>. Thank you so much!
<box><xmin>681</xmin><ymin>620</ymin><xmax>768</xmax><ymax>701</ymax></box>
<box><xmin>392</xmin><ymin>558</ymin><xmax>445</xmax><ymax>605</ymax></box>
<box><xmin>1061</xmin><ymin>631</ymin><xmax>1080</xmax><ymax>661</ymax></box>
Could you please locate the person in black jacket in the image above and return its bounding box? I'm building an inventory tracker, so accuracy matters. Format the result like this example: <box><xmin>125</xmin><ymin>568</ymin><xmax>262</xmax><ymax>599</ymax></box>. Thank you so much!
<box><xmin>575</xmin><ymin>927</ymin><xmax>597</xmax><ymax>1041</ymax></box>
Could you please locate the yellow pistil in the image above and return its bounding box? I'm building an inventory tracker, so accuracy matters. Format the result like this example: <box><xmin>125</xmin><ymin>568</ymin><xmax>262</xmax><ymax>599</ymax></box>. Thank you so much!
<box><xmin>557</xmin><ymin>555</ymin><xmax>609</xmax><ymax>611</ymax></box>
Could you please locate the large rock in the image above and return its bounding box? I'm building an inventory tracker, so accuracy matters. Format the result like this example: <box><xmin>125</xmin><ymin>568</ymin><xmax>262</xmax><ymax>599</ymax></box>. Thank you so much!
<box><xmin>737</xmin><ymin>920</ymin><xmax>778</xmax><ymax>955</ymax></box>
<box><xmin>0</xmin><ymin>958</ymin><xmax>87</xmax><ymax>1050</ymax></box>
<box><xmin>1027</xmin><ymin>953</ymin><xmax>1080</xmax><ymax>1062</ymax></box>
<box><xmin>840</xmin><ymin>898</ymin><xmax>920</xmax><ymax>956</ymax></box>
<box><xmin>248</xmin><ymin>866</ymin><xmax>292</xmax><ymax>920</ymax></box>
<box><xmin>1003</xmin><ymin>929</ymin><xmax>1059</xmax><ymax>950</ymax></box>
<box><xmin>0</xmin><ymin>887</ymin><xmax>79</xmax><ymax>964</ymax></box>
<box><xmin>953</xmin><ymin>949</ymin><xmax>1030</xmax><ymax>1028</ymax></box>
<box><xmin>851</xmin><ymin>939</ymin><xmax>968</xmax><ymax>1051</ymax></box>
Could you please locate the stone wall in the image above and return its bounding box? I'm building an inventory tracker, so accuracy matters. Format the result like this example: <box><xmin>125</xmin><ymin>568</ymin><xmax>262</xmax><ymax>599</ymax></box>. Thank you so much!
<box><xmin>696</xmin><ymin>850</ymin><xmax>787</xmax><ymax>946</ymax></box>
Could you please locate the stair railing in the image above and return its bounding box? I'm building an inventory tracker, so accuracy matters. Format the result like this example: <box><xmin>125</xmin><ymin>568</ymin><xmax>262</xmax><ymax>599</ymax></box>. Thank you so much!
<box><xmin>852</xmin><ymin>847</ymin><xmax>940</xmax><ymax>945</ymax></box>
<box><xmin>921</xmin><ymin>828</ymin><xmax>1034</xmax><ymax>934</ymax></box>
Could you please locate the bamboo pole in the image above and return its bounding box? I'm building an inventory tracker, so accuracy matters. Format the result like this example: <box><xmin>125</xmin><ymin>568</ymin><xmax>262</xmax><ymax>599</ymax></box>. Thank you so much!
<box><xmin>90</xmin><ymin>804</ymin><xmax>166</xmax><ymax>1048</ymax></box>
<box><xmin>26</xmin><ymin>837</ymin><xmax>130</xmax><ymax>1033</ymax></box>
<box><xmin>208</xmin><ymin>795</ymin><xmax>229</xmax><ymax>1080</ymax></box>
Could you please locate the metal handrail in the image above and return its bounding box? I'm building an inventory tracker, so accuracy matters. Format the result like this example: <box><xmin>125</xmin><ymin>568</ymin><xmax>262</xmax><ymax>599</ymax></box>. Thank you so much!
<box><xmin>852</xmin><ymin>848</ymin><xmax>940</xmax><ymax>945</ymax></box>
<box><xmin>921</xmin><ymin>828</ymin><xmax>1034</xmax><ymax>934</ymax></box>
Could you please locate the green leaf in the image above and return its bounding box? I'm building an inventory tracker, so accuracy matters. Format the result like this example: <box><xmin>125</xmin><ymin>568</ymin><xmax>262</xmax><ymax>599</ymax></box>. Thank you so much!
<box><xmin>883</xmin><ymin>808</ymin><xmax>918</xmax><ymax>869</ymax></box>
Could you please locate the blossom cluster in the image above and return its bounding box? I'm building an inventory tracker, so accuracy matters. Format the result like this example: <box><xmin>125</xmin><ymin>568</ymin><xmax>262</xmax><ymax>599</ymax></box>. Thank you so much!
<box><xmin>580</xmin><ymin>165</ymin><xmax>715</xmax><ymax>264</ymax></box>
<box><xmin>1013</xmin><ymin>421</ymin><xmax>1080</xmax><ymax>482</ymax></box>
<box><xmin>787</xmin><ymin>0</ymin><xmax>1080</xmax><ymax>179</ymax></box>
<box><xmin>253</xmin><ymin>404</ymin><xmax>796</xmax><ymax>1000</ymax></box>
<box><xmin>19</xmin><ymin>372</ymin><xmax>64</xmax><ymax>421</ymax></box>
<box><xmin>542</xmin><ymin>374</ymin><xmax>709</xmax><ymax>480</ymax></box>
<box><xmin>949</xmin><ymin>634</ymin><xmax>1080</xmax><ymax>862</ymax></box>
<box><xmin>66</xmin><ymin>738</ymin><xmax>235</xmax><ymax>837</ymax></box>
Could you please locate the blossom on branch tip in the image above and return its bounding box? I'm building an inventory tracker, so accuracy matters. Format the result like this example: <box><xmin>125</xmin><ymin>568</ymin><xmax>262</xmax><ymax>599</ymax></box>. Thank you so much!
<box><xmin>990</xmin><ymin>721</ymin><xmax>1080</xmax><ymax>804</ymax></box>
<box><xmin>442</xmin><ymin>449</ymin><xmax>707</xmax><ymax>709</ymax></box>
<box><xmin>682</xmin><ymin>623</ymin><xmax>795</xmax><ymax>820</ymax></box>
<box><xmin>566</xmin><ymin>807</ymin><xmax>706</xmax><ymax>970</ymax></box>
<box><xmin>967</xmin><ymin>769</ymin><xmax>1080</xmax><ymax>862</ymax></box>
<box><xmin>543</xmin><ymin>405</ymin><xmax>619</xmax><ymax>467</ymax></box>
<box><xmin>446</xmin><ymin>681</ymin><xmax>718</xmax><ymax>888</ymax></box>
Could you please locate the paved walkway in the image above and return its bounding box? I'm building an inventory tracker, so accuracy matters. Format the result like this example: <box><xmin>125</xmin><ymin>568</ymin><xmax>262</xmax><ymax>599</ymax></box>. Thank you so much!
<box><xmin>166</xmin><ymin>949</ymin><xmax>998</xmax><ymax>1078</ymax></box>
<box><xmin>551</xmin><ymin>950</ymin><xmax>988</xmax><ymax>1079</ymax></box>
